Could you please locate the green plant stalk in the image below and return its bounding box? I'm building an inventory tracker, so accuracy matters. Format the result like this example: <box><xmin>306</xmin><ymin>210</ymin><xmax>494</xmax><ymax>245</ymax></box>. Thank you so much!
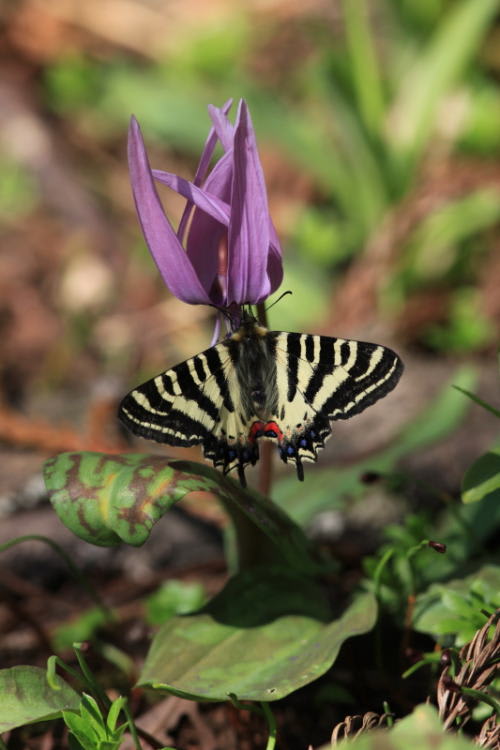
<box><xmin>47</xmin><ymin>654</ymin><xmax>84</xmax><ymax>690</ymax></box>
<box><xmin>402</xmin><ymin>652</ymin><xmax>441</xmax><ymax>679</ymax></box>
<box><xmin>452</xmin><ymin>385</ymin><xmax>500</xmax><ymax>418</ymax></box>
<box><xmin>342</xmin><ymin>0</ymin><xmax>385</xmax><ymax>137</ymax></box>
<box><xmin>0</xmin><ymin>737</ymin><xmax>7</xmax><ymax>750</ymax></box>
<box><xmin>122</xmin><ymin>700</ymin><xmax>142</xmax><ymax>750</ymax></box>
<box><xmin>0</xmin><ymin>535</ymin><xmax>113</xmax><ymax>620</ymax></box>
<box><xmin>73</xmin><ymin>644</ymin><xmax>110</xmax><ymax>710</ymax></box>
<box><xmin>459</xmin><ymin>687</ymin><xmax>500</xmax><ymax>717</ymax></box>
<box><xmin>373</xmin><ymin>548</ymin><xmax>395</xmax><ymax>601</ymax></box>
<box><xmin>262</xmin><ymin>701</ymin><xmax>277</xmax><ymax>750</ymax></box>
<box><xmin>382</xmin><ymin>701</ymin><xmax>394</xmax><ymax>728</ymax></box>
<box><xmin>228</xmin><ymin>696</ymin><xmax>277</xmax><ymax>750</ymax></box>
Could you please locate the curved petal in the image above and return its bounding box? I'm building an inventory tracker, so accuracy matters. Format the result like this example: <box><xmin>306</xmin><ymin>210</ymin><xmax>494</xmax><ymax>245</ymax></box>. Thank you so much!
<box><xmin>184</xmin><ymin>150</ymin><xmax>235</xmax><ymax>302</ymax></box>
<box><xmin>227</xmin><ymin>100</ymin><xmax>271</xmax><ymax>305</ymax></box>
<box><xmin>177</xmin><ymin>98</ymin><xmax>233</xmax><ymax>244</ymax></box>
<box><xmin>153</xmin><ymin>170</ymin><xmax>231</xmax><ymax>225</ymax></box>
<box><xmin>128</xmin><ymin>117</ymin><xmax>212</xmax><ymax>304</ymax></box>
<box><xmin>208</xmin><ymin>104</ymin><xmax>235</xmax><ymax>152</ymax></box>
<box><xmin>268</xmin><ymin>219</ymin><xmax>284</xmax><ymax>293</ymax></box>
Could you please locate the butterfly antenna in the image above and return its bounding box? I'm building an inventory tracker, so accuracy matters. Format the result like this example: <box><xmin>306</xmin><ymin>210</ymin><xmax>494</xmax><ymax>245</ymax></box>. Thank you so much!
<box><xmin>264</xmin><ymin>290</ymin><xmax>293</xmax><ymax>313</ymax></box>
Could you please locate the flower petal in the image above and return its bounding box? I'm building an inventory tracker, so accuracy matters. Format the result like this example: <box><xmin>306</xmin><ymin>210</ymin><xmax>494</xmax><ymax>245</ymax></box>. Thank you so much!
<box><xmin>128</xmin><ymin>117</ymin><xmax>212</xmax><ymax>304</ymax></box>
<box><xmin>268</xmin><ymin>219</ymin><xmax>284</xmax><ymax>293</ymax></box>
<box><xmin>227</xmin><ymin>100</ymin><xmax>271</xmax><ymax>304</ymax></box>
<box><xmin>177</xmin><ymin>99</ymin><xmax>233</xmax><ymax>244</ymax></box>
<box><xmin>208</xmin><ymin>103</ymin><xmax>235</xmax><ymax>151</ymax></box>
<box><xmin>184</xmin><ymin>149</ymin><xmax>235</xmax><ymax>303</ymax></box>
<box><xmin>153</xmin><ymin>170</ymin><xmax>231</xmax><ymax>225</ymax></box>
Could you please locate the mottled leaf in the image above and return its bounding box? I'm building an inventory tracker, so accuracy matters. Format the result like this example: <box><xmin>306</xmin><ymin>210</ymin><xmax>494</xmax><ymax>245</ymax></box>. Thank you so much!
<box><xmin>0</xmin><ymin>666</ymin><xmax>80</xmax><ymax>732</ymax></box>
<box><xmin>138</xmin><ymin>566</ymin><xmax>376</xmax><ymax>701</ymax></box>
<box><xmin>43</xmin><ymin>453</ymin><xmax>315</xmax><ymax>573</ymax></box>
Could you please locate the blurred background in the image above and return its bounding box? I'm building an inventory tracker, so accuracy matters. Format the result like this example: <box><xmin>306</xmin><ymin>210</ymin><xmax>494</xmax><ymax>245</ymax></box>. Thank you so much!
<box><xmin>1</xmin><ymin>0</ymin><xmax>499</xmax><ymax>504</ymax></box>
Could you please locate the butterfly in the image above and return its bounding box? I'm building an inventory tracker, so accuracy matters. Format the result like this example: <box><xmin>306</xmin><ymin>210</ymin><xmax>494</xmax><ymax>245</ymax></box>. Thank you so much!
<box><xmin>118</xmin><ymin>313</ymin><xmax>403</xmax><ymax>486</ymax></box>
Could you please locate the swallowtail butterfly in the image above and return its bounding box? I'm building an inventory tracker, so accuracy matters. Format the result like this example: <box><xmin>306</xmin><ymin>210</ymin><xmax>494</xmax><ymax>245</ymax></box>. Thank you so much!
<box><xmin>119</xmin><ymin>314</ymin><xmax>403</xmax><ymax>486</ymax></box>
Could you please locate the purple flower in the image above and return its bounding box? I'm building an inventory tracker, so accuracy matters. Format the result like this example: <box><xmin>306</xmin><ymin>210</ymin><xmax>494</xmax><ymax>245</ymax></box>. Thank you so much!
<box><xmin>128</xmin><ymin>99</ymin><xmax>283</xmax><ymax>310</ymax></box>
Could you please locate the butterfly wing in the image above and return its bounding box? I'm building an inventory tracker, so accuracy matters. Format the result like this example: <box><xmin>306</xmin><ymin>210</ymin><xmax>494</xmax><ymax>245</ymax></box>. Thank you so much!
<box><xmin>270</xmin><ymin>332</ymin><xmax>403</xmax><ymax>478</ymax></box>
<box><xmin>118</xmin><ymin>342</ymin><xmax>260</xmax><ymax>484</ymax></box>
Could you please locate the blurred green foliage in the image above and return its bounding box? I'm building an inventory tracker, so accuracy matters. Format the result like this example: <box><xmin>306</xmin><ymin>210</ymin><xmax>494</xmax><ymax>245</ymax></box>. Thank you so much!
<box><xmin>145</xmin><ymin>579</ymin><xmax>206</xmax><ymax>625</ymax></box>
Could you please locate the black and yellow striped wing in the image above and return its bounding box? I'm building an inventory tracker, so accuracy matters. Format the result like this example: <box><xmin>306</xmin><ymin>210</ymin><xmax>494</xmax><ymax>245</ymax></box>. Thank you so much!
<box><xmin>268</xmin><ymin>333</ymin><xmax>403</xmax><ymax>478</ymax></box>
<box><xmin>118</xmin><ymin>330</ymin><xmax>403</xmax><ymax>484</ymax></box>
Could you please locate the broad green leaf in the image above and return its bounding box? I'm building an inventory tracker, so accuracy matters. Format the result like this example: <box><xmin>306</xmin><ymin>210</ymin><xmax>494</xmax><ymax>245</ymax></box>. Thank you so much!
<box><xmin>274</xmin><ymin>366</ymin><xmax>476</xmax><ymax>525</ymax></box>
<box><xmin>462</xmin><ymin>452</ymin><xmax>500</xmax><ymax>504</ymax></box>
<box><xmin>138</xmin><ymin>566</ymin><xmax>376</xmax><ymax>702</ymax></box>
<box><xmin>43</xmin><ymin>453</ymin><xmax>315</xmax><ymax>574</ymax></box>
<box><xmin>413</xmin><ymin>565</ymin><xmax>500</xmax><ymax>645</ymax></box>
<box><xmin>0</xmin><ymin>666</ymin><xmax>80</xmax><ymax>732</ymax></box>
<box><xmin>322</xmin><ymin>704</ymin><xmax>476</xmax><ymax>749</ymax></box>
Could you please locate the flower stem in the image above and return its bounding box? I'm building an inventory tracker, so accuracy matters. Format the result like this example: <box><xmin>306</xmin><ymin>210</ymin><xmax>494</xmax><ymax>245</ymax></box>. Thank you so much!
<box><xmin>256</xmin><ymin>302</ymin><xmax>274</xmax><ymax>497</ymax></box>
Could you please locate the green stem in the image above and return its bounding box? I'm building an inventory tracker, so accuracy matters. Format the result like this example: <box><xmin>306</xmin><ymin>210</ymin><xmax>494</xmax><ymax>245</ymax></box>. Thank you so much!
<box><xmin>452</xmin><ymin>385</ymin><xmax>500</xmax><ymax>418</ymax></box>
<box><xmin>122</xmin><ymin>701</ymin><xmax>142</xmax><ymax>750</ymax></box>
<box><xmin>46</xmin><ymin>654</ymin><xmax>83</xmax><ymax>690</ymax></box>
<box><xmin>73</xmin><ymin>644</ymin><xmax>110</xmax><ymax>709</ymax></box>
<box><xmin>262</xmin><ymin>702</ymin><xmax>277</xmax><ymax>750</ymax></box>
<box><xmin>460</xmin><ymin>687</ymin><xmax>500</xmax><ymax>716</ymax></box>
<box><xmin>256</xmin><ymin>301</ymin><xmax>274</xmax><ymax>499</ymax></box>
<box><xmin>0</xmin><ymin>535</ymin><xmax>112</xmax><ymax>620</ymax></box>
<box><xmin>401</xmin><ymin>652</ymin><xmax>441</xmax><ymax>679</ymax></box>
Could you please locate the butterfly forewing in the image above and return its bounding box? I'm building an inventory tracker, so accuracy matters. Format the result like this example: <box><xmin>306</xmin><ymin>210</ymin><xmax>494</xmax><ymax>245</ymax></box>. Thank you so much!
<box><xmin>270</xmin><ymin>332</ymin><xmax>403</xmax><ymax>474</ymax></box>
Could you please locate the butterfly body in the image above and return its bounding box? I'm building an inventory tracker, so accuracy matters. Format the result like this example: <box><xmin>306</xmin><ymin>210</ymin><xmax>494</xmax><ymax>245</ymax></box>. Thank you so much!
<box><xmin>119</xmin><ymin>315</ymin><xmax>403</xmax><ymax>486</ymax></box>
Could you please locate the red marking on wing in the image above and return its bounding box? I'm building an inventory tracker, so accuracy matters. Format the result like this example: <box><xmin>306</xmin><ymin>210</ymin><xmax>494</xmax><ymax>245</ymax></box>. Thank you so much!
<box><xmin>249</xmin><ymin>421</ymin><xmax>265</xmax><ymax>443</ymax></box>
<box><xmin>248</xmin><ymin>420</ymin><xmax>284</xmax><ymax>443</ymax></box>
<box><xmin>263</xmin><ymin>421</ymin><xmax>284</xmax><ymax>441</ymax></box>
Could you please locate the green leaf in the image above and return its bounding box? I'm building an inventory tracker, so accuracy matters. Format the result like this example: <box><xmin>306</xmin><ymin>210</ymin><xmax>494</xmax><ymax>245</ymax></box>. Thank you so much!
<box><xmin>52</xmin><ymin>607</ymin><xmax>110</xmax><ymax>651</ymax></box>
<box><xmin>79</xmin><ymin>694</ymin><xmax>106</xmax><ymax>739</ymax></box>
<box><xmin>62</xmin><ymin>711</ymin><xmax>99</xmax><ymax>748</ymax></box>
<box><xmin>146</xmin><ymin>580</ymin><xmax>206</xmax><ymax>625</ymax></box>
<box><xmin>462</xmin><ymin>452</ymin><xmax>500</xmax><ymax>504</ymax></box>
<box><xmin>413</xmin><ymin>565</ymin><xmax>500</xmax><ymax>645</ymax></box>
<box><xmin>0</xmin><ymin>666</ymin><xmax>80</xmax><ymax>732</ymax></box>
<box><xmin>138</xmin><ymin>565</ymin><xmax>376</xmax><ymax>702</ymax></box>
<box><xmin>452</xmin><ymin>385</ymin><xmax>500</xmax><ymax>418</ymax></box>
<box><xmin>43</xmin><ymin>454</ymin><xmax>316</xmax><ymax>574</ymax></box>
<box><xmin>106</xmin><ymin>696</ymin><xmax>126</xmax><ymax>733</ymax></box>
